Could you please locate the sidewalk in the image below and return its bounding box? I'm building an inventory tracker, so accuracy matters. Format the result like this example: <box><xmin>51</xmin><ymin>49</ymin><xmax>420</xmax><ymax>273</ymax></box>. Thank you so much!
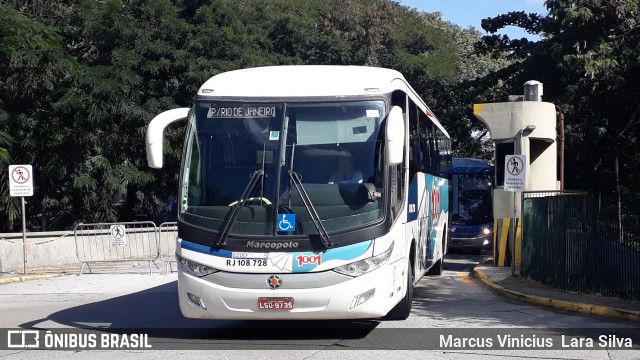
<box><xmin>0</xmin><ymin>260</ymin><xmax>176</xmax><ymax>284</ymax></box>
<box><xmin>3</xmin><ymin>259</ymin><xmax>639</xmax><ymax>323</ymax></box>
<box><xmin>474</xmin><ymin>258</ymin><xmax>640</xmax><ymax>322</ymax></box>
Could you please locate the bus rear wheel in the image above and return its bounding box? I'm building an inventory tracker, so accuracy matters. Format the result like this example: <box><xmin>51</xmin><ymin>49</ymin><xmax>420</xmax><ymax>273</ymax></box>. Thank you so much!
<box><xmin>384</xmin><ymin>261</ymin><xmax>413</xmax><ymax>320</ymax></box>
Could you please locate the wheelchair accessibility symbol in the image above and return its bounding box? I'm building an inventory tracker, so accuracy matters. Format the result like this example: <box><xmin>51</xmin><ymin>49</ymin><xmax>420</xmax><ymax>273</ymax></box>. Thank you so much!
<box><xmin>278</xmin><ymin>214</ymin><xmax>296</xmax><ymax>232</ymax></box>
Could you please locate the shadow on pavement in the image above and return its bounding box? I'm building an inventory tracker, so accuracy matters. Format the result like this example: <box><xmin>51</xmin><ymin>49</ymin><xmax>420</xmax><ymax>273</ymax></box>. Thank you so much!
<box><xmin>18</xmin><ymin>280</ymin><xmax>380</xmax><ymax>345</ymax></box>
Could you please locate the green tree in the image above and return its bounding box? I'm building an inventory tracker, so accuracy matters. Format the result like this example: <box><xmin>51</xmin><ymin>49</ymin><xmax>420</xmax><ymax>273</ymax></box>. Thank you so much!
<box><xmin>416</xmin><ymin>12</ymin><xmax>513</xmax><ymax>162</ymax></box>
<box><xmin>0</xmin><ymin>0</ymin><xmax>479</xmax><ymax>230</ymax></box>
<box><xmin>0</xmin><ymin>4</ymin><xmax>69</xmax><ymax>230</ymax></box>
<box><xmin>479</xmin><ymin>0</ymin><xmax>640</xmax><ymax>192</ymax></box>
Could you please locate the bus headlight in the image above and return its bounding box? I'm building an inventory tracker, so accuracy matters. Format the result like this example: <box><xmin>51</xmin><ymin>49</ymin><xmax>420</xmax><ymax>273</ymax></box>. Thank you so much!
<box><xmin>176</xmin><ymin>254</ymin><xmax>218</xmax><ymax>277</ymax></box>
<box><xmin>333</xmin><ymin>242</ymin><xmax>394</xmax><ymax>277</ymax></box>
<box><xmin>482</xmin><ymin>227</ymin><xmax>491</xmax><ymax>235</ymax></box>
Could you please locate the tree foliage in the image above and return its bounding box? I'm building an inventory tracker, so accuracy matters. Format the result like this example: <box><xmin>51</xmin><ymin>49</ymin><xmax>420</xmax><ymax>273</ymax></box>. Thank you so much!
<box><xmin>480</xmin><ymin>0</ymin><xmax>640</xmax><ymax>192</ymax></box>
<box><xmin>10</xmin><ymin>0</ymin><xmax>631</xmax><ymax>231</ymax></box>
<box><xmin>2</xmin><ymin>0</ymin><xmax>487</xmax><ymax>230</ymax></box>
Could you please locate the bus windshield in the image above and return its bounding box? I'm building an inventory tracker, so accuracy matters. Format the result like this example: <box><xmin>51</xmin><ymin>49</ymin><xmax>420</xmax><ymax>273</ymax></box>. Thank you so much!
<box><xmin>180</xmin><ymin>100</ymin><xmax>386</xmax><ymax>238</ymax></box>
<box><xmin>454</xmin><ymin>174</ymin><xmax>492</xmax><ymax>226</ymax></box>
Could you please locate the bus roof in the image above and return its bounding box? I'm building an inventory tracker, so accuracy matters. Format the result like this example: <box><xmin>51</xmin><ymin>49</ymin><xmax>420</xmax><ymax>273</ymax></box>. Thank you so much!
<box><xmin>198</xmin><ymin>65</ymin><xmax>449</xmax><ymax>137</ymax></box>
<box><xmin>448</xmin><ymin>157</ymin><xmax>492</xmax><ymax>175</ymax></box>
<box><xmin>198</xmin><ymin>65</ymin><xmax>405</xmax><ymax>98</ymax></box>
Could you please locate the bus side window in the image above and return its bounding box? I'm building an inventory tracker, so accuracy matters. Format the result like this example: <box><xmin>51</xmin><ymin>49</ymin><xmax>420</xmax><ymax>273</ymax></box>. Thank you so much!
<box><xmin>421</xmin><ymin>115</ymin><xmax>436</xmax><ymax>173</ymax></box>
<box><xmin>390</xmin><ymin>90</ymin><xmax>407</xmax><ymax>217</ymax></box>
<box><xmin>438</xmin><ymin>131</ymin><xmax>452</xmax><ymax>175</ymax></box>
<box><xmin>408</xmin><ymin>101</ymin><xmax>421</xmax><ymax>180</ymax></box>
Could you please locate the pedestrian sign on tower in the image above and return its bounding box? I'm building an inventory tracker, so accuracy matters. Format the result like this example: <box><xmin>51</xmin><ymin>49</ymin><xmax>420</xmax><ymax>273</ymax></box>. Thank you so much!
<box><xmin>504</xmin><ymin>155</ymin><xmax>526</xmax><ymax>192</ymax></box>
<box><xmin>9</xmin><ymin>165</ymin><xmax>34</xmax><ymax>197</ymax></box>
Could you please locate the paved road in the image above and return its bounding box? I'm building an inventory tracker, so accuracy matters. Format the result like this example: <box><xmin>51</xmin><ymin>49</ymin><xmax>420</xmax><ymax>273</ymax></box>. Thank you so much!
<box><xmin>0</xmin><ymin>253</ymin><xmax>638</xmax><ymax>359</ymax></box>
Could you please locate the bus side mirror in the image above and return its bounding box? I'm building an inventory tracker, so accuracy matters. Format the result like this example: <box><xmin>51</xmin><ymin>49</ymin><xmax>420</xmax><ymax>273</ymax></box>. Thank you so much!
<box><xmin>385</xmin><ymin>106</ymin><xmax>405</xmax><ymax>165</ymax></box>
<box><xmin>146</xmin><ymin>108</ymin><xmax>190</xmax><ymax>168</ymax></box>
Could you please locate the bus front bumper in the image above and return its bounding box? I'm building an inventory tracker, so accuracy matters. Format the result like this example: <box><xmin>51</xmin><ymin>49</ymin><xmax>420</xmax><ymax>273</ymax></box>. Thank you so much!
<box><xmin>177</xmin><ymin>262</ymin><xmax>405</xmax><ymax>320</ymax></box>
<box><xmin>448</xmin><ymin>233</ymin><xmax>492</xmax><ymax>251</ymax></box>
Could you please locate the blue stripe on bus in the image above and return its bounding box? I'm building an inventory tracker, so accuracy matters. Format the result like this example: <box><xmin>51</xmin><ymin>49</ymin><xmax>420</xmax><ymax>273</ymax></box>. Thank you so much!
<box><xmin>181</xmin><ymin>240</ymin><xmax>234</xmax><ymax>258</ymax></box>
<box><xmin>180</xmin><ymin>239</ymin><xmax>374</xmax><ymax>272</ymax></box>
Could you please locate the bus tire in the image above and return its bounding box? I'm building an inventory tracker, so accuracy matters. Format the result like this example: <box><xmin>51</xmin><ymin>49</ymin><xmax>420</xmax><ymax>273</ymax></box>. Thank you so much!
<box><xmin>384</xmin><ymin>260</ymin><xmax>413</xmax><ymax>320</ymax></box>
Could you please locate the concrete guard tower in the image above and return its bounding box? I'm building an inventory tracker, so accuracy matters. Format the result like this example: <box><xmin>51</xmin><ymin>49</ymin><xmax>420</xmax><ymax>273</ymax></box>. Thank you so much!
<box><xmin>473</xmin><ymin>81</ymin><xmax>559</xmax><ymax>267</ymax></box>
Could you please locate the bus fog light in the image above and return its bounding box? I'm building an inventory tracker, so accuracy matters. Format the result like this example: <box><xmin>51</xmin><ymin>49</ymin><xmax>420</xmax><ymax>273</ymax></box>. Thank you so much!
<box><xmin>187</xmin><ymin>292</ymin><xmax>206</xmax><ymax>309</ymax></box>
<box><xmin>483</xmin><ymin>239</ymin><xmax>490</xmax><ymax>246</ymax></box>
<box><xmin>351</xmin><ymin>289</ymin><xmax>375</xmax><ymax>309</ymax></box>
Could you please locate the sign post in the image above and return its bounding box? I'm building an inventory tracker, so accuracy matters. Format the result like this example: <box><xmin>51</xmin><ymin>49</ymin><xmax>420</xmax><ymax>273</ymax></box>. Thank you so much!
<box><xmin>9</xmin><ymin>165</ymin><xmax>34</xmax><ymax>275</ymax></box>
<box><xmin>504</xmin><ymin>155</ymin><xmax>526</xmax><ymax>276</ymax></box>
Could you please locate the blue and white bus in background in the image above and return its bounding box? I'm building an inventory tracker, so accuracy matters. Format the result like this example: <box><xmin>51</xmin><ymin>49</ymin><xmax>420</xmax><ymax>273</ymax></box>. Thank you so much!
<box><xmin>446</xmin><ymin>157</ymin><xmax>493</xmax><ymax>255</ymax></box>
<box><xmin>146</xmin><ymin>66</ymin><xmax>451</xmax><ymax>320</ymax></box>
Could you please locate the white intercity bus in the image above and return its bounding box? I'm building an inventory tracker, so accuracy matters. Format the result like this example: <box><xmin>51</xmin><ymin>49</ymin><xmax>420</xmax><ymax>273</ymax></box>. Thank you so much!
<box><xmin>146</xmin><ymin>65</ymin><xmax>451</xmax><ymax>320</ymax></box>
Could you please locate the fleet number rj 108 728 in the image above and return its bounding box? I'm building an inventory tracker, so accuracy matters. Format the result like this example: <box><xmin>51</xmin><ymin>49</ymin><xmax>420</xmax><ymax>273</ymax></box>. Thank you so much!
<box><xmin>226</xmin><ymin>259</ymin><xmax>268</xmax><ymax>267</ymax></box>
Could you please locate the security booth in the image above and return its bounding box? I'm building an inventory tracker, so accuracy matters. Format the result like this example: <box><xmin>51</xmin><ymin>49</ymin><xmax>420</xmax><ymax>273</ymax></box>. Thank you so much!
<box><xmin>473</xmin><ymin>81</ymin><xmax>559</xmax><ymax>268</ymax></box>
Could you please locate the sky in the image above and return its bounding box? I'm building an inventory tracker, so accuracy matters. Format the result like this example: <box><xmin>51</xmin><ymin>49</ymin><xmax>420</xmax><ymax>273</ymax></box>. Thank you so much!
<box><xmin>399</xmin><ymin>0</ymin><xmax>548</xmax><ymax>40</ymax></box>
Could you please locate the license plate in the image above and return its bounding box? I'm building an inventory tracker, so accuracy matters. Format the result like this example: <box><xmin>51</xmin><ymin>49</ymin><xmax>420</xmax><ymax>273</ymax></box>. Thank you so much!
<box><xmin>257</xmin><ymin>297</ymin><xmax>294</xmax><ymax>311</ymax></box>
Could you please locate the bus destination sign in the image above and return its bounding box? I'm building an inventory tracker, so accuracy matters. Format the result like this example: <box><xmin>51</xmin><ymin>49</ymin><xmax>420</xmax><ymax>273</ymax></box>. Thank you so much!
<box><xmin>207</xmin><ymin>105</ymin><xmax>277</xmax><ymax>118</ymax></box>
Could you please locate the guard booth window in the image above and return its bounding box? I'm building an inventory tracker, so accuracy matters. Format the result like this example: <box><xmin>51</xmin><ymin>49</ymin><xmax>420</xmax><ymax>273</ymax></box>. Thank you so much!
<box><xmin>495</xmin><ymin>141</ymin><xmax>514</xmax><ymax>186</ymax></box>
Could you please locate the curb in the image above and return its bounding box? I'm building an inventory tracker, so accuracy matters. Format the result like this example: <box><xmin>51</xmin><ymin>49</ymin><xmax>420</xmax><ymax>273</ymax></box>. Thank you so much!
<box><xmin>0</xmin><ymin>273</ymin><xmax>65</xmax><ymax>285</ymax></box>
<box><xmin>473</xmin><ymin>266</ymin><xmax>640</xmax><ymax>323</ymax></box>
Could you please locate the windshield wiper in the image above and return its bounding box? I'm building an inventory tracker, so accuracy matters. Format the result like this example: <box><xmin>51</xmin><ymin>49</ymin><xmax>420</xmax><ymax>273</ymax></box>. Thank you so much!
<box><xmin>287</xmin><ymin>144</ymin><xmax>335</xmax><ymax>248</ymax></box>
<box><xmin>215</xmin><ymin>144</ymin><xmax>268</xmax><ymax>246</ymax></box>
<box><xmin>215</xmin><ymin>169</ymin><xmax>264</xmax><ymax>246</ymax></box>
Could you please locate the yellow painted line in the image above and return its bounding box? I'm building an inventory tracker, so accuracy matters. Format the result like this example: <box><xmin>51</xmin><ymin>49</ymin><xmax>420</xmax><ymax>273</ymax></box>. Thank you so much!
<box><xmin>473</xmin><ymin>103</ymin><xmax>484</xmax><ymax>116</ymax></box>
<box><xmin>493</xmin><ymin>218</ymin><xmax>498</xmax><ymax>259</ymax></box>
<box><xmin>456</xmin><ymin>271</ymin><xmax>476</xmax><ymax>287</ymax></box>
<box><xmin>498</xmin><ymin>218</ymin><xmax>510</xmax><ymax>267</ymax></box>
<box><xmin>473</xmin><ymin>267</ymin><xmax>640</xmax><ymax>322</ymax></box>
<box><xmin>0</xmin><ymin>273</ymin><xmax>65</xmax><ymax>285</ymax></box>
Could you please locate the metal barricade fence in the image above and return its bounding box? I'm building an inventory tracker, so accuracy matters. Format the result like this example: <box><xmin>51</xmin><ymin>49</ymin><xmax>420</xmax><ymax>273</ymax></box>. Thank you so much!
<box><xmin>158</xmin><ymin>222</ymin><xmax>178</xmax><ymax>274</ymax></box>
<box><xmin>74</xmin><ymin>222</ymin><xmax>160</xmax><ymax>275</ymax></box>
